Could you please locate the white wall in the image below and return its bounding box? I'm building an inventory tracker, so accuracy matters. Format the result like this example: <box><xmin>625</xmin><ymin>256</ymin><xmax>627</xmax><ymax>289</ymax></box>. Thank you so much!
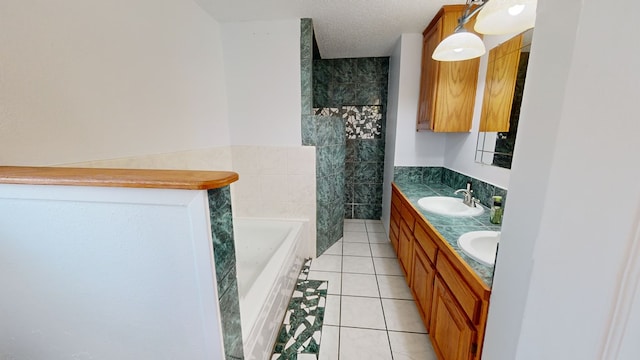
<box><xmin>222</xmin><ymin>20</ymin><xmax>302</xmax><ymax>146</ymax></box>
<box><xmin>391</xmin><ymin>34</ymin><xmax>447</xmax><ymax>167</ymax></box>
<box><xmin>382</xmin><ymin>34</ymin><xmax>447</xmax><ymax>232</ymax></box>
<box><xmin>0</xmin><ymin>0</ymin><xmax>230</xmax><ymax>166</ymax></box>
<box><xmin>381</xmin><ymin>36</ymin><xmax>402</xmax><ymax>233</ymax></box>
<box><xmin>0</xmin><ymin>184</ymin><xmax>223</xmax><ymax>359</ymax></box>
<box><xmin>63</xmin><ymin>147</ymin><xmax>233</xmax><ymax>171</ymax></box>
<box><xmin>484</xmin><ymin>0</ymin><xmax>640</xmax><ymax>359</ymax></box>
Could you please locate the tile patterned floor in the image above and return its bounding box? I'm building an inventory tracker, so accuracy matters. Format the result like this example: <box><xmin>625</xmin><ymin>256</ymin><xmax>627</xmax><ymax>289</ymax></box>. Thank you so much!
<box><xmin>308</xmin><ymin>219</ymin><xmax>438</xmax><ymax>360</ymax></box>
<box><xmin>272</xmin><ymin>260</ymin><xmax>328</xmax><ymax>360</ymax></box>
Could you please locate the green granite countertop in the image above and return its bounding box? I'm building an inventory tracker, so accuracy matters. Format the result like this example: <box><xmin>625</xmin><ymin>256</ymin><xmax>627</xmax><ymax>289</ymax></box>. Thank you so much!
<box><xmin>393</xmin><ymin>180</ymin><xmax>500</xmax><ymax>287</ymax></box>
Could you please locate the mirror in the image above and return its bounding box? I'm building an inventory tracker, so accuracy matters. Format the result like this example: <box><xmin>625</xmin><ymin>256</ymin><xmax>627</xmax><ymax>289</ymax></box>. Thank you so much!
<box><xmin>475</xmin><ymin>29</ymin><xmax>533</xmax><ymax>169</ymax></box>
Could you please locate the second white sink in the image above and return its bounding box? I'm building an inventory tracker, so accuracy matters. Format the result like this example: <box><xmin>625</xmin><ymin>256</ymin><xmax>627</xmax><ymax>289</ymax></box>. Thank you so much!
<box><xmin>417</xmin><ymin>196</ymin><xmax>484</xmax><ymax>217</ymax></box>
<box><xmin>457</xmin><ymin>231</ymin><xmax>500</xmax><ymax>266</ymax></box>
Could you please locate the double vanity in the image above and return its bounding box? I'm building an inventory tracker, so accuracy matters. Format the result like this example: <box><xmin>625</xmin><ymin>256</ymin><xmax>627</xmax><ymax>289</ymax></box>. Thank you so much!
<box><xmin>389</xmin><ymin>180</ymin><xmax>500</xmax><ymax>360</ymax></box>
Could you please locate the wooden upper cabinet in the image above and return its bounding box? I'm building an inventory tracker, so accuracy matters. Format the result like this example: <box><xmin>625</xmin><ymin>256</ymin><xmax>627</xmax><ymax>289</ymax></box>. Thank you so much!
<box><xmin>479</xmin><ymin>34</ymin><xmax>524</xmax><ymax>132</ymax></box>
<box><xmin>417</xmin><ymin>5</ymin><xmax>482</xmax><ymax>132</ymax></box>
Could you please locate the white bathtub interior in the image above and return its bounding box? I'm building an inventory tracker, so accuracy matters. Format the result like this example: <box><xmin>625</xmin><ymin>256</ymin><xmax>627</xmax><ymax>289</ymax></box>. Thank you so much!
<box><xmin>233</xmin><ymin>217</ymin><xmax>310</xmax><ymax>360</ymax></box>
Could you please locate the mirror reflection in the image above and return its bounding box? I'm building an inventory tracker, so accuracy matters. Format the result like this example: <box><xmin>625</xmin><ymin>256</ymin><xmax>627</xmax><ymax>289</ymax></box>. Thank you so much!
<box><xmin>476</xmin><ymin>29</ymin><xmax>533</xmax><ymax>169</ymax></box>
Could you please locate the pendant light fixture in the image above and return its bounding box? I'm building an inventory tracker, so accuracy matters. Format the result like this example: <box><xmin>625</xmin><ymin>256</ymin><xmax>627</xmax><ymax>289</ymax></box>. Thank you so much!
<box><xmin>432</xmin><ymin>0</ymin><xmax>537</xmax><ymax>62</ymax></box>
<box><xmin>432</xmin><ymin>29</ymin><xmax>486</xmax><ymax>61</ymax></box>
<box><xmin>432</xmin><ymin>0</ymin><xmax>487</xmax><ymax>62</ymax></box>
<box><xmin>475</xmin><ymin>0</ymin><xmax>537</xmax><ymax>34</ymax></box>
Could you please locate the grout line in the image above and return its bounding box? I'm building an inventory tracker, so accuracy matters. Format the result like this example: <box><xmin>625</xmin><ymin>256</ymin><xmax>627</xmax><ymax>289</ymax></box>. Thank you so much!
<box><xmin>340</xmin><ymin>294</ymin><xmax>384</xmax><ymax>300</ymax></box>
<box><xmin>372</xmin><ymin>244</ymin><xmax>396</xmax><ymax>360</ymax></box>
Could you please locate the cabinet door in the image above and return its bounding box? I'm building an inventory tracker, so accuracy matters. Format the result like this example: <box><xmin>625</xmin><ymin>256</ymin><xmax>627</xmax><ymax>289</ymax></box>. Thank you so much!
<box><xmin>398</xmin><ymin>220</ymin><xmax>414</xmax><ymax>281</ymax></box>
<box><xmin>390</xmin><ymin>203</ymin><xmax>400</xmax><ymax>252</ymax></box>
<box><xmin>417</xmin><ymin>6</ymin><xmax>481</xmax><ymax>133</ymax></box>
<box><xmin>430</xmin><ymin>277</ymin><xmax>477</xmax><ymax>360</ymax></box>
<box><xmin>411</xmin><ymin>242</ymin><xmax>436</xmax><ymax>331</ymax></box>
<box><xmin>479</xmin><ymin>34</ymin><xmax>524</xmax><ymax>132</ymax></box>
<box><xmin>417</xmin><ymin>17</ymin><xmax>442</xmax><ymax>131</ymax></box>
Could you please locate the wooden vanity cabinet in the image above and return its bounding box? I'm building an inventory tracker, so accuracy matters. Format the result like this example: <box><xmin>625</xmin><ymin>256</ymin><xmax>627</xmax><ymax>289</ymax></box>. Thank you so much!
<box><xmin>411</xmin><ymin>235</ymin><xmax>436</xmax><ymax>331</ymax></box>
<box><xmin>390</xmin><ymin>183</ymin><xmax>491</xmax><ymax>360</ymax></box>
<box><xmin>417</xmin><ymin>5</ymin><xmax>481</xmax><ymax>132</ymax></box>
<box><xmin>398</xmin><ymin>201</ymin><xmax>416</xmax><ymax>281</ymax></box>
<box><xmin>431</xmin><ymin>276</ymin><xmax>477</xmax><ymax>360</ymax></box>
<box><xmin>389</xmin><ymin>187</ymin><xmax>402</xmax><ymax>251</ymax></box>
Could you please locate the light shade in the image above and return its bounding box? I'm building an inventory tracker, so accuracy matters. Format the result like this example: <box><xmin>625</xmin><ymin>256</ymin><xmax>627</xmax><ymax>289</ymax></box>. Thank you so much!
<box><xmin>474</xmin><ymin>0</ymin><xmax>537</xmax><ymax>35</ymax></box>
<box><xmin>432</xmin><ymin>30</ymin><xmax>486</xmax><ymax>61</ymax></box>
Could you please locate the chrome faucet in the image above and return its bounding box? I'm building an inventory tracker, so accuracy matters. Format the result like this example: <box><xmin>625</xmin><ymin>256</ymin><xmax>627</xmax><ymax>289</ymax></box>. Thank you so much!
<box><xmin>454</xmin><ymin>181</ymin><xmax>478</xmax><ymax>207</ymax></box>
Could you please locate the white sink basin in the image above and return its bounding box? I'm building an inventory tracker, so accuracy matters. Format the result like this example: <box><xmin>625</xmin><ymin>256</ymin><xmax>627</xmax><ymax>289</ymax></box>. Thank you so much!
<box><xmin>457</xmin><ymin>231</ymin><xmax>500</xmax><ymax>266</ymax></box>
<box><xmin>417</xmin><ymin>196</ymin><xmax>484</xmax><ymax>217</ymax></box>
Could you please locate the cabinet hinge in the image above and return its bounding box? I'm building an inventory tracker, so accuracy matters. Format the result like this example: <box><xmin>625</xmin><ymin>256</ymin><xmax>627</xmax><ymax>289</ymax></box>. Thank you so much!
<box><xmin>471</xmin><ymin>343</ymin><xmax>478</xmax><ymax>355</ymax></box>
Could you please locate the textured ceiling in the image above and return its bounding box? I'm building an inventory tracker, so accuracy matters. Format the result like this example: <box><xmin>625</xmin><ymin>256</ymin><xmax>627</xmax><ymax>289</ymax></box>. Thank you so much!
<box><xmin>195</xmin><ymin>0</ymin><xmax>465</xmax><ymax>59</ymax></box>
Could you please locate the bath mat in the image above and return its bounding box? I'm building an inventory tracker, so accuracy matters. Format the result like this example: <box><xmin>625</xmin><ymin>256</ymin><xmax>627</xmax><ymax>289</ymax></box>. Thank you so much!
<box><xmin>271</xmin><ymin>259</ymin><xmax>327</xmax><ymax>360</ymax></box>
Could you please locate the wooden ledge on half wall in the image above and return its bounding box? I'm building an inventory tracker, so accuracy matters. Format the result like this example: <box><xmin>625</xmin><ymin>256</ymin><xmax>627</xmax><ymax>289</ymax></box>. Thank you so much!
<box><xmin>0</xmin><ymin>166</ymin><xmax>239</xmax><ymax>190</ymax></box>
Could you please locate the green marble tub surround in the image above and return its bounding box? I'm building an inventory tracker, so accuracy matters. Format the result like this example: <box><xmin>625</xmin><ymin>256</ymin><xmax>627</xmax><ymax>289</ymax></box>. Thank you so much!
<box><xmin>207</xmin><ymin>186</ymin><xmax>244</xmax><ymax>360</ymax></box>
<box><xmin>392</xmin><ymin>181</ymin><xmax>498</xmax><ymax>287</ymax></box>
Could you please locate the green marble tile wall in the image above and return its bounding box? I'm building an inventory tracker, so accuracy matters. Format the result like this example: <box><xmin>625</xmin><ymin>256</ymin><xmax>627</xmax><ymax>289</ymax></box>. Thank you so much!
<box><xmin>315</xmin><ymin>114</ymin><xmax>346</xmax><ymax>255</ymax></box>
<box><xmin>207</xmin><ymin>187</ymin><xmax>244</xmax><ymax>360</ymax></box>
<box><xmin>313</xmin><ymin>57</ymin><xmax>389</xmax><ymax>220</ymax></box>
<box><xmin>393</xmin><ymin>166</ymin><xmax>508</xmax><ymax>208</ymax></box>
<box><xmin>301</xmin><ymin>19</ymin><xmax>345</xmax><ymax>256</ymax></box>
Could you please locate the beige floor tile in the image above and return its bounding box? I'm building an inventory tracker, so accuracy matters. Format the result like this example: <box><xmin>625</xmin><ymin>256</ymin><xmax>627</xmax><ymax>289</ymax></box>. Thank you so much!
<box><xmin>343</xmin><ymin>242</ymin><xmax>372</xmax><ymax>257</ymax></box>
<box><xmin>388</xmin><ymin>331</ymin><xmax>437</xmax><ymax>360</ymax></box>
<box><xmin>366</xmin><ymin>222</ymin><xmax>386</xmax><ymax>233</ymax></box>
<box><xmin>323</xmin><ymin>240</ymin><xmax>343</xmax><ymax>255</ymax></box>
<box><xmin>343</xmin><ymin>231</ymin><xmax>369</xmax><ymax>243</ymax></box>
<box><xmin>377</xmin><ymin>275</ymin><xmax>413</xmax><ymax>300</ymax></box>
<box><xmin>318</xmin><ymin>325</ymin><xmax>340</xmax><ymax>360</ymax></box>
<box><xmin>343</xmin><ymin>255</ymin><xmax>375</xmax><ymax>274</ymax></box>
<box><xmin>342</xmin><ymin>273</ymin><xmax>380</xmax><ymax>298</ymax></box>
<box><xmin>345</xmin><ymin>222</ymin><xmax>367</xmax><ymax>232</ymax></box>
<box><xmin>309</xmin><ymin>254</ymin><xmax>342</xmax><ymax>272</ymax></box>
<box><xmin>324</xmin><ymin>295</ymin><xmax>341</xmax><ymax>326</ymax></box>
<box><xmin>341</xmin><ymin>296</ymin><xmax>386</xmax><ymax>329</ymax></box>
<box><xmin>381</xmin><ymin>299</ymin><xmax>427</xmax><ymax>333</ymax></box>
<box><xmin>368</xmin><ymin>232</ymin><xmax>391</xmax><ymax>243</ymax></box>
<box><xmin>373</xmin><ymin>257</ymin><xmax>404</xmax><ymax>276</ymax></box>
<box><xmin>339</xmin><ymin>327</ymin><xmax>392</xmax><ymax>360</ymax></box>
<box><xmin>370</xmin><ymin>243</ymin><xmax>396</xmax><ymax>258</ymax></box>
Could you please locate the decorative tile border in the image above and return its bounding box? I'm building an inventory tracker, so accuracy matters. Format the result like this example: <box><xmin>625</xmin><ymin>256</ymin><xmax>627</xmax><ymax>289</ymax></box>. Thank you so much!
<box><xmin>314</xmin><ymin>107</ymin><xmax>340</xmax><ymax>117</ymax></box>
<box><xmin>272</xmin><ymin>259</ymin><xmax>327</xmax><ymax>360</ymax></box>
<box><xmin>343</xmin><ymin>105</ymin><xmax>382</xmax><ymax>139</ymax></box>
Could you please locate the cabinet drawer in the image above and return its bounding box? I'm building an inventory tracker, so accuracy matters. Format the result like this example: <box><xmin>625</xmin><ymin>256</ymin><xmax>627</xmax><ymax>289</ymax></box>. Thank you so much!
<box><xmin>414</xmin><ymin>221</ymin><xmax>438</xmax><ymax>263</ymax></box>
<box><xmin>400</xmin><ymin>203</ymin><xmax>416</xmax><ymax>231</ymax></box>
<box><xmin>436</xmin><ymin>255</ymin><xmax>482</xmax><ymax>324</ymax></box>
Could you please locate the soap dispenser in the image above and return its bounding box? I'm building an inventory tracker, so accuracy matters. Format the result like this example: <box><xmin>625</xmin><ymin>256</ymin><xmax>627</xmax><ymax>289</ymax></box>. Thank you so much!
<box><xmin>490</xmin><ymin>196</ymin><xmax>503</xmax><ymax>224</ymax></box>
